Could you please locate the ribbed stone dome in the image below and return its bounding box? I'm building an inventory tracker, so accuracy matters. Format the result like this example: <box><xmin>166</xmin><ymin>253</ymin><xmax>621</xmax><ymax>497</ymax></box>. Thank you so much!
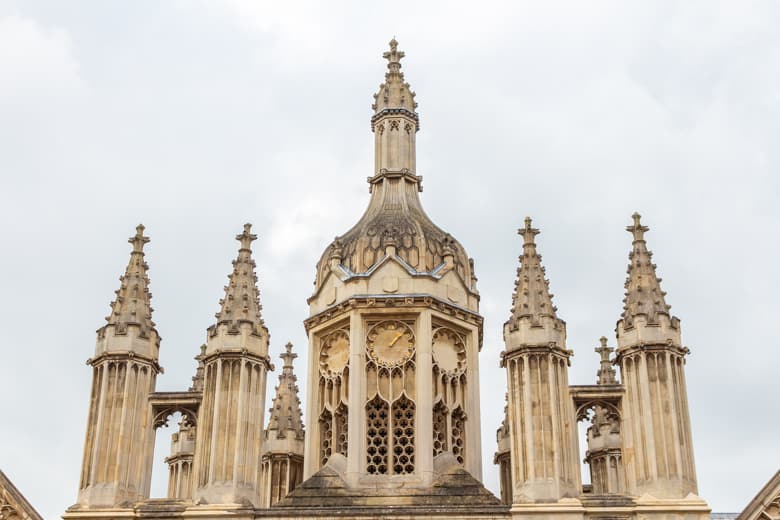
<box><xmin>313</xmin><ymin>173</ymin><xmax>475</xmax><ymax>292</ymax></box>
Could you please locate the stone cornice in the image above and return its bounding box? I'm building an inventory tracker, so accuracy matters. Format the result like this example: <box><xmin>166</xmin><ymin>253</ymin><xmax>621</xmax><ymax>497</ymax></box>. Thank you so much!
<box><xmin>201</xmin><ymin>349</ymin><xmax>274</xmax><ymax>371</ymax></box>
<box><xmin>370</xmin><ymin>107</ymin><xmax>419</xmax><ymax>131</ymax></box>
<box><xmin>615</xmin><ymin>342</ymin><xmax>689</xmax><ymax>362</ymax></box>
<box><xmin>499</xmin><ymin>343</ymin><xmax>572</xmax><ymax>367</ymax></box>
<box><xmin>86</xmin><ymin>351</ymin><xmax>162</xmax><ymax>373</ymax></box>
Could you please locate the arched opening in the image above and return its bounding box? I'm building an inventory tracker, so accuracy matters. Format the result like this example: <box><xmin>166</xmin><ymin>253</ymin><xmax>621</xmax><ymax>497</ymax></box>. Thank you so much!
<box><xmin>149</xmin><ymin>409</ymin><xmax>198</xmax><ymax>499</ymax></box>
<box><xmin>575</xmin><ymin>402</ymin><xmax>624</xmax><ymax>495</ymax></box>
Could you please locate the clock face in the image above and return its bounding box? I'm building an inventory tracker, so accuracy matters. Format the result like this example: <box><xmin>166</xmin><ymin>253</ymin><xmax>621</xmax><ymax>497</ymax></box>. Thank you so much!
<box><xmin>366</xmin><ymin>321</ymin><xmax>415</xmax><ymax>367</ymax></box>
<box><xmin>320</xmin><ymin>330</ymin><xmax>350</xmax><ymax>376</ymax></box>
<box><xmin>432</xmin><ymin>327</ymin><xmax>466</xmax><ymax>375</ymax></box>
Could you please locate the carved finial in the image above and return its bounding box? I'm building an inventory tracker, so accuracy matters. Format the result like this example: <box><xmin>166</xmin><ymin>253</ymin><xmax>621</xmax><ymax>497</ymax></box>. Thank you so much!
<box><xmin>280</xmin><ymin>341</ymin><xmax>297</xmax><ymax>370</ymax></box>
<box><xmin>129</xmin><ymin>224</ymin><xmax>150</xmax><ymax>253</ymax></box>
<box><xmin>237</xmin><ymin>223</ymin><xmax>257</xmax><ymax>251</ymax></box>
<box><xmin>383</xmin><ymin>37</ymin><xmax>404</xmax><ymax>73</ymax></box>
<box><xmin>627</xmin><ymin>212</ymin><xmax>649</xmax><ymax>242</ymax></box>
<box><xmin>519</xmin><ymin>216</ymin><xmax>539</xmax><ymax>247</ymax></box>
<box><xmin>595</xmin><ymin>336</ymin><xmax>617</xmax><ymax>385</ymax></box>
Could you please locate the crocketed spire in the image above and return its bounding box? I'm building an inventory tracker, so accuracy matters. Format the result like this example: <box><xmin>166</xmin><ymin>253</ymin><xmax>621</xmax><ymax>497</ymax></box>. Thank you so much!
<box><xmin>266</xmin><ymin>342</ymin><xmax>304</xmax><ymax>440</ymax></box>
<box><xmin>371</xmin><ymin>38</ymin><xmax>418</xmax><ymax>127</ymax></box>
<box><xmin>620</xmin><ymin>213</ymin><xmax>673</xmax><ymax>329</ymax></box>
<box><xmin>101</xmin><ymin>224</ymin><xmax>157</xmax><ymax>340</ymax></box>
<box><xmin>595</xmin><ymin>337</ymin><xmax>617</xmax><ymax>385</ymax></box>
<box><xmin>507</xmin><ymin>217</ymin><xmax>560</xmax><ymax>327</ymax></box>
<box><xmin>210</xmin><ymin>223</ymin><xmax>267</xmax><ymax>337</ymax></box>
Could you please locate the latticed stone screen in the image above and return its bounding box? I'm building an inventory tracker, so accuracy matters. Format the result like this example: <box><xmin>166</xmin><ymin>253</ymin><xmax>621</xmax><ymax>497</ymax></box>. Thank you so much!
<box><xmin>366</xmin><ymin>395</ymin><xmax>389</xmax><ymax>474</ymax></box>
<box><xmin>451</xmin><ymin>407</ymin><xmax>466</xmax><ymax>465</ymax></box>
<box><xmin>432</xmin><ymin>401</ymin><xmax>448</xmax><ymax>457</ymax></box>
<box><xmin>319</xmin><ymin>409</ymin><xmax>332</xmax><ymax>466</ymax></box>
<box><xmin>392</xmin><ymin>395</ymin><xmax>415</xmax><ymax>474</ymax></box>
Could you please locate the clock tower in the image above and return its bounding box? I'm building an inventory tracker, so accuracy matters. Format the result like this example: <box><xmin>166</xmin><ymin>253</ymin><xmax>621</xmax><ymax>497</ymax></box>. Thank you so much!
<box><xmin>300</xmin><ymin>39</ymin><xmax>486</xmax><ymax>493</ymax></box>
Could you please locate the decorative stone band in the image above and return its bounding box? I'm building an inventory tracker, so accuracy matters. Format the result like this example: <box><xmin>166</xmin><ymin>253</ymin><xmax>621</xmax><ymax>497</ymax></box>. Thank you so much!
<box><xmin>200</xmin><ymin>349</ymin><xmax>274</xmax><ymax>371</ymax></box>
<box><xmin>164</xmin><ymin>453</ymin><xmax>194</xmax><ymax>464</ymax></box>
<box><xmin>206</xmin><ymin>319</ymin><xmax>268</xmax><ymax>339</ymax></box>
<box><xmin>366</xmin><ymin>169</ymin><xmax>423</xmax><ymax>192</ymax></box>
<box><xmin>370</xmin><ymin>108</ymin><xmax>419</xmax><ymax>131</ymax></box>
<box><xmin>262</xmin><ymin>452</ymin><xmax>304</xmax><ymax>463</ymax></box>
<box><xmin>304</xmin><ymin>293</ymin><xmax>484</xmax><ymax>349</ymax></box>
<box><xmin>86</xmin><ymin>351</ymin><xmax>162</xmax><ymax>373</ymax></box>
<box><xmin>499</xmin><ymin>343</ymin><xmax>573</xmax><ymax>368</ymax></box>
<box><xmin>621</xmin><ymin>315</ymin><xmax>681</xmax><ymax>332</ymax></box>
<box><xmin>614</xmin><ymin>342</ymin><xmax>690</xmax><ymax>361</ymax></box>
<box><xmin>96</xmin><ymin>321</ymin><xmax>159</xmax><ymax>342</ymax></box>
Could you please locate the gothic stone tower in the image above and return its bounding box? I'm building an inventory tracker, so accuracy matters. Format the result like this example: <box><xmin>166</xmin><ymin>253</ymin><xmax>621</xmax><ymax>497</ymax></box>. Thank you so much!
<box><xmin>77</xmin><ymin>225</ymin><xmax>160</xmax><ymax>507</ymax></box>
<box><xmin>616</xmin><ymin>214</ymin><xmax>700</xmax><ymax>499</ymax></box>
<box><xmin>501</xmin><ymin>218</ymin><xmax>580</xmax><ymax>506</ymax></box>
<box><xmin>279</xmin><ymin>40</ymin><xmax>499</xmax><ymax>513</ymax></box>
<box><xmin>192</xmin><ymin>224</ymin><xmax>271</xmax><ymax>506</ymax></box>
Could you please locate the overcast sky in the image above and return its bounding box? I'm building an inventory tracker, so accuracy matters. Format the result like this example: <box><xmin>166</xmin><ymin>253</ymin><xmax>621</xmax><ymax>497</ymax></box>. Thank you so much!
<box><xmin>0</xmin><ymin>1</ymin><xmax>778</xmax><ymax>518</ymax></box>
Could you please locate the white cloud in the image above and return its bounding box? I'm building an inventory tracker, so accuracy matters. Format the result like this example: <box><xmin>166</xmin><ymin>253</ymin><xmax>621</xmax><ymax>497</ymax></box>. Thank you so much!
<box><xmin>0</xmin><ymin>14</ymin><xmax>83</xmax><ymax>99</ymax></box>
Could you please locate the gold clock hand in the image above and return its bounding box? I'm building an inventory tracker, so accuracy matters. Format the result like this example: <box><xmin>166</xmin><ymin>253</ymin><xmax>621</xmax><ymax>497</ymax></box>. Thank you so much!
<box><xmin>388</xmin><ymin>331</ymin><xmax>404</xmax><ymax>347</ymax></box>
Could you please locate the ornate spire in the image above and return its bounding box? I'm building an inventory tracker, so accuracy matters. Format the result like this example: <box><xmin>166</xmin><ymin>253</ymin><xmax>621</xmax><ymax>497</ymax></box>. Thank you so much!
<box><xmin>372</xmin><ymin>38</ymin><xmax>418</xmax><ymax>120</ymax></box>
<box><xmin>595</xmin><ymin>337</ymin><xmax>617</xmax><ymax>385</ymax></box>
<box><xmin>102</xmin><ymin>224</ymin><xmax>157</xmax><ymax>339</ymax></box>
<box><xmin>266</xmin><ymin>342</ymin><xmax>304</xmax><ymax>440</ymax></box>
<box><xmin>620</xmin><ymin>213</ymin><xmax>673</xmax><ymax>329</ymax></box>
<box><xmin>507</xmin><ymin>217</ymin><xmax>560</xmax><ymax>328</ymax></box>
<box><xmin>211</xmin><ymin>223</ymin><xmax>266</xmax><ymax>336</ymax></box>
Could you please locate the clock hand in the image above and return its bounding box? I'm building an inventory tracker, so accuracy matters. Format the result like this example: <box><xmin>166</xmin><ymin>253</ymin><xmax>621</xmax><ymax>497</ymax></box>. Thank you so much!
<box><xmin>388</xmin><ymin>331</ymin><xmax>404</xmax><ymax>347</ymax></box>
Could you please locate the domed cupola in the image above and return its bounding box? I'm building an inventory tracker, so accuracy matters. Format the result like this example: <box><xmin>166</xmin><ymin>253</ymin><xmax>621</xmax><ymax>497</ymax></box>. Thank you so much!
<box><xmin>313</xmin><ymin>39</ymin><xmax>478</xmax><ymax>302</ymax></box>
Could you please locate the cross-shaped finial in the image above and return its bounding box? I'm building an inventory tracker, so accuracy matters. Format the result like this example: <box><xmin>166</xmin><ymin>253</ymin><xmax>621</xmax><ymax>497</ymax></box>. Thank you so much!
<box><xmin>129</xmin><ymin>224</ymin><xmax>150</xmax><ymax>253</ymax></box>
<box><xmin>236</xmin><ymin>223</ymin><xmax>257</xmax><ymax>251</ymax></box>
<box><xmin>280</xmin><ymin>341</ymin><xmax>297</xmax><ymax>369</ymax></box>
<box><xmin>595</xmin><ymin>336</ymin><xmax>617</xmax><ymax>385</ymax></box>
<box><xmin>596</xmin><ymin>336</ymin><xmax>613</xmax><ymax>363</ymax></box>
<box><xmin>518</xmin><ymin>216</ymin><xmax>540</xmax><ymax>246</ymax></box>
<box><xmin>383</xmin><ymin>38</ymin><xmax>404</xmax><ymax>73</ymax></box>
<box><xmin>627</xmin><ymin>212</ymin><xmax>649</xmax><ymax>242</ymax></box>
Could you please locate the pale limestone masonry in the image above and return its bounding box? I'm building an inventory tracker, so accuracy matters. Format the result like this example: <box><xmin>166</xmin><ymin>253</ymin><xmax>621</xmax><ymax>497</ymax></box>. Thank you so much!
<box><xmin>192</xmin><ymin>224</ymin><xmax>271</xmax><ymax>507</ymax></box>
<box><xmin>59</xmin><ymin>39</ymin><xmax>726</xmax><ymax>520</ymax></box>
<box><xmin>77</xmin><ymin>225</ymin><xmax>160</xmax><ymax>507</ymax></box>
<box><xmin>501</xmin><ymin>218</ymin><xmax>580</xmax><ymax>504</ymax></box>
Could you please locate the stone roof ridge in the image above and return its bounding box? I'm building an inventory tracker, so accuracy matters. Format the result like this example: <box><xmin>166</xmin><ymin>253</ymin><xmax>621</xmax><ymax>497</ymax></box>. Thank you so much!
<box><xmin>100</xmin><ymin>224</ymin><xmax>158</xmax><ymax>340</ymax></box>
<box><xmin>620</xmin><ymin>212</ymin><xmax>676</xmax><ymax>329</ymax></box>
<box><xmin>210</xmin><ymin>223</ymin><xmax>267</xmax><ymax>337</ymax></box>
<box><xmin>595</xmin><ymin>336</ymin><xmax>618</xmax><ymax>385</ymax></box>
<box><xmin>0</xmin><ymin>469</ymin><xmax>44</xmax><ymax>520</ymax></box>
<box><xmin>372</xmin><ymin>38</ymin><xmax>418</xmax><ymax>122</ymax></box>
<box><xmin>266</xmin><ymin>342</ymin><xmax>305</xmax><ymax>440</ymax></box>
<box><xmin>507</xmin><ymin>216</ymin><xmax>561</xmax><ymax>327</ymax></box>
